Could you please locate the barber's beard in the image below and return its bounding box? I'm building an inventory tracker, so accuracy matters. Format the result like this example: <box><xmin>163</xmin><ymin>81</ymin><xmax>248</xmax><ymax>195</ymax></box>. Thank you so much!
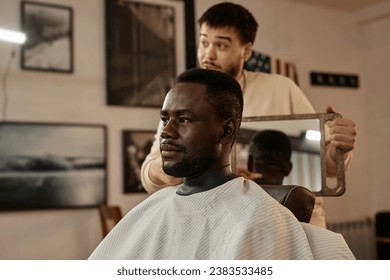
<box><xmin>200</xmin><ymin>59</ymin><xmax>241</xmax><ymax>80</ymax></box>
<box><xmin>163</xmin><ymin>145</ymin><xmax>218</xmax><ymax>178</ymax></box>
<box><xmin>224</xmin><ymin>62</ymin><xmax>241</xmax><ymax>80</ymax></box>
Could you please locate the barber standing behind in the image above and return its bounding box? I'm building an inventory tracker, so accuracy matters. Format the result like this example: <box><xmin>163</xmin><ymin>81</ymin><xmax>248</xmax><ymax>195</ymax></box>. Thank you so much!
<box><xmin>140</xmin><ymin>2</ymin><xmax>357</xmax><ymax>228</ymax></box>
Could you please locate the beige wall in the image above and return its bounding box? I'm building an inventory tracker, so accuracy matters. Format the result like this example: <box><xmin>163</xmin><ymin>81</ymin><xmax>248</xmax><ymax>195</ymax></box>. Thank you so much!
<box><xmin>358</xmin><ymin>3</ymin><xmax>390</xmax><ymax>214</ymax></box>
<box><xmin>0</xmin><ymin>0</ymin><xmax>389</xmax><ymax>259</ymax></box>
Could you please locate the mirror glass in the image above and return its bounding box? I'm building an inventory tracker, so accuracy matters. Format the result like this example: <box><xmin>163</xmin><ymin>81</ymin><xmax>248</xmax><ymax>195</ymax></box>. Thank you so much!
<box><xmin>232</xmin><ymin>113</ymin><xmax>345</xmax><ymax>196</ymax></box>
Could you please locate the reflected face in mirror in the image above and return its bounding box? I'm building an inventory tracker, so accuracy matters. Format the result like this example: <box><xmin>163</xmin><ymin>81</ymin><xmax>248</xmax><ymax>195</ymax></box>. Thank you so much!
<box><xmin>247</xmin><ymin>130</ymin><xmax>293</xmax><ymax>185</ymax></box>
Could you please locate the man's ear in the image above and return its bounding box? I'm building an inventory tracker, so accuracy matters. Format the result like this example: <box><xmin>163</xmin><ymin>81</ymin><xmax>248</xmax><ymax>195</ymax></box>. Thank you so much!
<box><xmin>247</xmin><ymin>155</ymin><xmax>253</xmax><ymax>172</ymax></box>
<box><xmin>284</xmin><ymin>162</ymin><xmax>293</xmax><ymax>176</ymax></box>
<box><xmin>220</xmin><ymin>118</ymin><xmax>238</xmax><ymax>145</ymax></box>
<box><xmin>242</xmin><ymin>42</ymin><xmax>253</xmax><ymax>61</ymax></box>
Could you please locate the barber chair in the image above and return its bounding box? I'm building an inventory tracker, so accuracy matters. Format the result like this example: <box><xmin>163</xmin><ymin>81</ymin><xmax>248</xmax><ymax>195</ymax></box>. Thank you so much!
<box><xmin>98</xmin><ymin>204</ymin><xmax>123</xmax><ymax>238</ymax></box>
<box><xmin>261</xmin><ymin>185</ymin><xmax>315</xmax><ymax>223</ymax></box>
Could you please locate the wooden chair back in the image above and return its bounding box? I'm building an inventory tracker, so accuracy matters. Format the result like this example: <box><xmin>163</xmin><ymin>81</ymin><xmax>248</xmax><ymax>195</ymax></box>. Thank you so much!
<box><xmin>98</xmin><ymin>205</ymin><xmax>123</xmax><ymax>238</ymax></box>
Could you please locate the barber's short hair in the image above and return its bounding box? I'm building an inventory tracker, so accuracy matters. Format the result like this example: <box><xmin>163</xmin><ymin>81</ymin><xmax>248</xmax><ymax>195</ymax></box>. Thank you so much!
<box><xmin>249</xmin><ymin>130</ymin><xmax>292</xmax><ymax>162</ymax></box>
<box><xmin>176</xmin><ymin>68</ymin><xmax>243</xmax><ymax>125</ymax></box>
<box><xmin>198</xmin><ymin>2</ymin><xmax>258</xmax><ymax>44</ymax></box>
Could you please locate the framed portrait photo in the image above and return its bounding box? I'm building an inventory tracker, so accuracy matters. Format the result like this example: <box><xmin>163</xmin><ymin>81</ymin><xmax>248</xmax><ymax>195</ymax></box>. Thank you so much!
<box><xmin>0</xmin><ymin>122</ymin><xmax>107</xmax><ymax>211</ymax></box>
<box><xmin>122</xmin><ymin>130</ymin><xmax>155</xmax><ymax>193</ymax></box>
<box><xmin>20</xmin><ymin>1</ymin><xmax>74</xmax><ymax>73</ymax></box>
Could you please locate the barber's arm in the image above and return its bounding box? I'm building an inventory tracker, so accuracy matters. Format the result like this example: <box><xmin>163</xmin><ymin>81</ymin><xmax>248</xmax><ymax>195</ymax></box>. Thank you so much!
<box><xmin>140</xmin><ymin>122</ymin><xmax>183</xmax><ymax>194</ymax></box>
<box><xmin>324</xmin><ymin>107</ymin><xmax>357</xmax><ymax>176</ymax></box>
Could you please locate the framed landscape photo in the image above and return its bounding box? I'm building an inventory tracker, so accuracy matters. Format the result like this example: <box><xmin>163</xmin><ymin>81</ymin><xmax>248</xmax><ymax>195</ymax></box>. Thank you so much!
<box><xmin>20</xmin><ymin>1</ymin><xmax>73</xmax><ymax>73</ymax></box>
<box><xmin>105</xmin><ymin>0</ymin><xmax>189</xmax><ymax>107</ymax></box>
<box><xmin>122</xmin><ymin>130</ymin><xmax>155</xmax><ymax>193</ymax></box>
<box><xmin>0</xmin><ymin>122</ymin><xmax>107</xmax><ymax>211</ymax></box>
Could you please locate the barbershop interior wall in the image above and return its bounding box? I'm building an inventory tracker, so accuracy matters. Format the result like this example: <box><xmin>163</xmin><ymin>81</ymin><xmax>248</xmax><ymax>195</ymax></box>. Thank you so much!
<box><xmin>0</xmin><ymin>0</ymin><xmax>388</xmax><ymax>259</ymax></box>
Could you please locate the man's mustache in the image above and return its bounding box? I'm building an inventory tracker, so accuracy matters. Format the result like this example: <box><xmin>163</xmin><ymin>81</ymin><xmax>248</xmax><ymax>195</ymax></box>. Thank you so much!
<box><xmin>160</xmin><ymin>140</ymin><xmax>186</xmax><ymax>152</ymax></box>
<box><xmin>202</xmin><ymin>61</ymin><xmax>220</xmax><ymax>69</ymax></box>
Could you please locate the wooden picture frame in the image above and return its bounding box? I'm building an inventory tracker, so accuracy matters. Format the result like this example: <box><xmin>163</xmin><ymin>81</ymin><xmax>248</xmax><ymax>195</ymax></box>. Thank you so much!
<box><xmin>105</xmin><ymin>0</ymin><xmax>194</xmax><ymax>107</ymax></box>
<box><xmin>0</xmin><ymin>122</ymin><xmax>107</xmax><ymax>210</ymax></box>
<box><xmin>122</xmin><ymin>130</ymin><xmax>155</xmax><ymax>193</ymax></box>
<box><xmin>20</xmin><ymin>1</ymin><xmax>74</xmax><ymax>73</ymax></box>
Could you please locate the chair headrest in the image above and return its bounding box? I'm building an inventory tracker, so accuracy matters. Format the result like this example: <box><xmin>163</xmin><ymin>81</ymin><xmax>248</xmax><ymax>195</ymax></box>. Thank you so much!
<box><xmin>260</xmin><ymin>185</ymin><xmax>315</xmax><ymax>223</ymax></box>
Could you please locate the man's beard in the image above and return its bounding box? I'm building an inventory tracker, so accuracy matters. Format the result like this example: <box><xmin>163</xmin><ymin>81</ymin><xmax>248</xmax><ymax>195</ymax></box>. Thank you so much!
<box><xmin>226</xmin><ymin>65</ymin><xmax>239</xmax><ymax>78</ymax></box>
<box><xmin>163</xmin><ymin>146</ymin><xmax>218</xmax><ymax>178</ymax></box>
<box><xmin>224</xmin><ymin>62</ymin><xmax>241</xmax><ymax>79</ymax></box>
<box><xmin>202</xmin><ymin>60</ymin><xmax>241</xmax><ymax>79</ymax></box>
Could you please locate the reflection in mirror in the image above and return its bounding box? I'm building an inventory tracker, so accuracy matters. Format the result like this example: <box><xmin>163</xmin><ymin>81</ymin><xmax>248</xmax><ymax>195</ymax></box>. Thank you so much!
<box><xmin>233</xmin><ymin>113</ymin><xmax>345</xmax><ymax>196</ymax></box>
<box><xmin>236</xmin><ymin>119</ymin><xmax>321</xmax><ymax>192</ymax></box>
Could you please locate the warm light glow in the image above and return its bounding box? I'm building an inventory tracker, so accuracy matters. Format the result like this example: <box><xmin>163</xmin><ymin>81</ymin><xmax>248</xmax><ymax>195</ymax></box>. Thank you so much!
<box><xmin>305</xmin><ymin>130</ymin><xmax>321</xmax><ymax>141</ymax></box>
<box><xmin>0</xmin><ymin>28</ymin><xmax>26</xmax><ymax>44</ymax></box>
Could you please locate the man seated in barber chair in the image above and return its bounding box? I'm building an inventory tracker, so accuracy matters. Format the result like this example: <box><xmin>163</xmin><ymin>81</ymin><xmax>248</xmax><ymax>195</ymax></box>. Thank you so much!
<box><xmin>89</xmin><ymin>68</ymin><xmax>354</xmax><ymax>260</ymax></box>
<box><xmin>237</xmin><ymin>129</ymin><xmax>325</xmax><ymax>227</ymax></box>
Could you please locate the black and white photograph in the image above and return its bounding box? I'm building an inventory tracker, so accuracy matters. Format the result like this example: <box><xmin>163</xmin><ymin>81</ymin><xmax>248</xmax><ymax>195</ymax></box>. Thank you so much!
<box><xmin>21</xmin><ymin>1</ymin><xmax>73</xmax><ymax>73</ymax></box>
<box><xmin>122</xmin><ymin>130</ymin><xmax>155</xmax><ymax>193</ymax></box>
<box><xmin>0</xmin><ymin>122</ymin><xmax>107</xmax><ymax>210</ymax></box>
<box><xmin>106</xmin><ymin>0</ymin><xmax>177</xmax><ymax>107</ymax></box>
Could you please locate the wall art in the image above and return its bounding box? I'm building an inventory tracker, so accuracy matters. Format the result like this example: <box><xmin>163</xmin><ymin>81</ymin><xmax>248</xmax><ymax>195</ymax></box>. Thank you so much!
<box><xmin>105</xmin><ymin>0</ymin><xmax>192</xmax><ymax>107</ymax></box>
<box><xmin>21</xmin><ymin>1</ymin><xmax>73</xmax><ymax>73</ymax></box>
<box><xmin>122</xmin><ymin>130</ymin><xmax>155</xmax><ymax>193</ymax></box>
<box><xmin>0</xmin><ymin>122</ymin><xmax>107</xmax><ymax>210</ymax></box>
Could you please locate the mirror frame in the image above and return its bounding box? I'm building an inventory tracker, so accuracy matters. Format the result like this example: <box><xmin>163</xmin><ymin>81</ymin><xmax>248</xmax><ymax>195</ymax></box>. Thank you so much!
<box><xmin>232</xmin><ymin>113</ymin><xmax>345</xmax><ymax>196</ymax></box>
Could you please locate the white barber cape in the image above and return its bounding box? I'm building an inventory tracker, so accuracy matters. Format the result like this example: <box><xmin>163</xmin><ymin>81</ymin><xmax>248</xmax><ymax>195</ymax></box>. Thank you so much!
<box><xmin>89</xmin><ymin>178</ymin><xmax>355</xmax><ymax>260</ymax></box>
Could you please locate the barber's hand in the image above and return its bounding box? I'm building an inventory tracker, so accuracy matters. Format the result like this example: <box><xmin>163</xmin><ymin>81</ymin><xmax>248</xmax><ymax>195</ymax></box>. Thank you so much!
<box><xmin>236</xmin><ymin>167</ymin><xmax>263</xmax><ymax>181</ymax></box>
<box><xmin>326</xmin><ymin>106</ymin><xmax>357</xmax><ymax>153</ymax></box>
<box><xmin>149</xmin><ymin>157</ymin><xmax>183</xmax><ymax>186</ymax></box>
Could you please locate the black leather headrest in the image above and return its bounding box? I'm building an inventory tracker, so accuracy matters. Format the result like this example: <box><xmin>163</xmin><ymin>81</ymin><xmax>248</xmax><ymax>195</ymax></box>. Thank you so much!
<box><xmin>260</xmin><ymin>185</ymin><xmax>315</xmax><ymax>223</ymax></box>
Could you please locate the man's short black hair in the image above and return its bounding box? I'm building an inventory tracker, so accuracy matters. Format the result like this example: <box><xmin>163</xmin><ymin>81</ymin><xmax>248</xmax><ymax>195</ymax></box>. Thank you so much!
<box><xmin>198</xmin><ymin>2</ymin><xmax>258</xmax><ymax>44</ymax></box>
<box><xmin>249</xmin><ymin>130</ymin><xmax>292</xmax><ymax>162</ymax></box>
<box><xmin>176</xmin><ymin>68</ymin><xmax>243</xmax><ymax>125</ymax></box>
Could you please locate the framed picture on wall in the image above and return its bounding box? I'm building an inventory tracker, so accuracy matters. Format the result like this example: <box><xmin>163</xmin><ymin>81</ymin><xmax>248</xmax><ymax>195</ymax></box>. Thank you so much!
<box><xmin>105</xmin><ymin>0</ymin><xmax>192</xmax><ymax>107</ymax></box>
<box><xmin>20</xmin><ymin>1</ymin><xmax>74</xmax><ymax>73</ymax></box>
<box><xmin>122</xmin><ymin>130</ymin><xmax>155</xmax><ymax>193</ymax></box>
<box><xmin>0</xmin><ymin>122</ymin><xmax>107</xmax><ymax>211</ymax></box>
